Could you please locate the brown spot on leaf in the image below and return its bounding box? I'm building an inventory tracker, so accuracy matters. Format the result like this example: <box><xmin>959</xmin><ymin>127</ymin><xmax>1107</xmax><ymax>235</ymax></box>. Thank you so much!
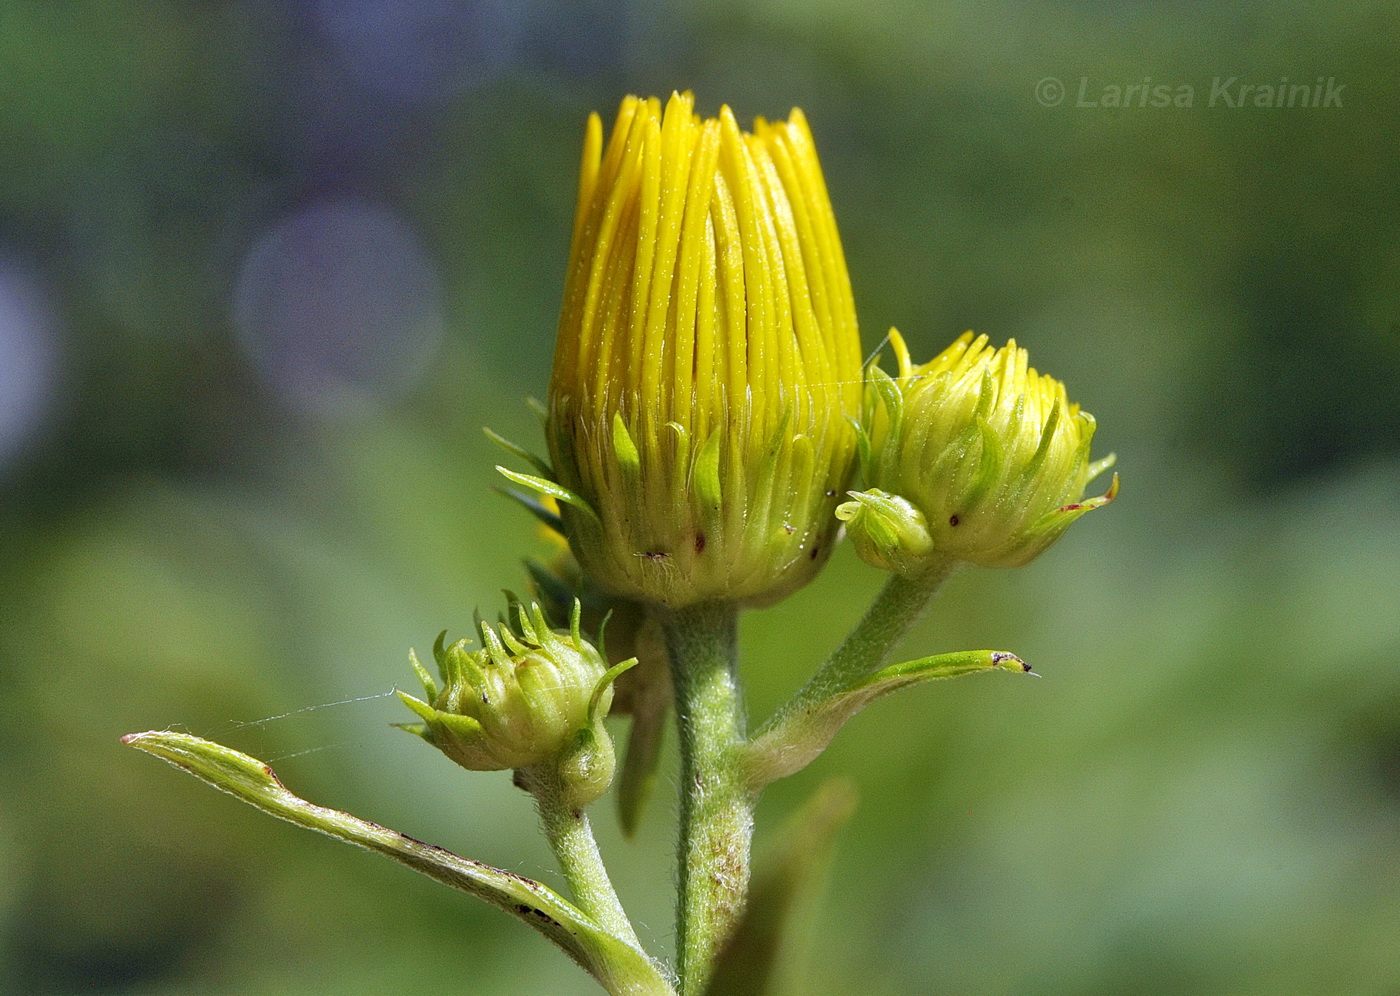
<box><xmin>515</xmin><ymin>904</ymin><xmax>562</xmax><ymax>929</ymax></box>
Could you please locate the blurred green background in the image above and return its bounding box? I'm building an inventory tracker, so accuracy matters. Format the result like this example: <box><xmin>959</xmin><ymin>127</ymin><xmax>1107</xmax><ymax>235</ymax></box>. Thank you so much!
<box><xmin>2</xmin><ymin>2</ymin><xmax>1398</xmax><ymax>994</ymax></box>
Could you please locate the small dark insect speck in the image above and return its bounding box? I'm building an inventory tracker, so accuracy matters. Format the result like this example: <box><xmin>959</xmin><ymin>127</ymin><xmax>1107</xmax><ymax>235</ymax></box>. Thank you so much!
<box><xmin>825</xmin><ymin>489</ymin><xmax>838</xmax><ymax>497</ymax></box>
<box><xmin>948</xmin><ymin>514</ymin><xmax>960</xmax><ymax>527</ymax></box>
<box><xmin>809</xmin><ymin>544</ymin><xmax>821</xmax><ymax>560</ymax></box>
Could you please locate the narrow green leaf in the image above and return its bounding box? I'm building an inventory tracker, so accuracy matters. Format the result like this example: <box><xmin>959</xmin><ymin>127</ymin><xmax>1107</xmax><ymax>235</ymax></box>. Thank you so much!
<box><xmin>744</xmin><ymin>650</ymin><xmax>1033</xmax><ymax>789</ymax></box>
<box><xmin>1087</xmin><ymin>451</ymin><xmax>1118</xmax><ymax>483</ymax></box>
<box><xmin>615</xmin><ymin>618</ymin><xmax>673</xmax><ymax>839</ymax></box>
<box><xmin>590</xmin><ymin>657</ymin><xmax>640</xmax><ymax>726</ymax></box>
<box><xmin>703</xmin><ymin>779</ymin><xmax>858</xmax><ymax>996</ymax></box>
<box><xmin>617</xmin><ymin>697</ymin><xmax>668</xmax><ymax>839</ymax></box>
<box><xmin>868</xmin><ymin>363</ymin><xmax>903</xmax><ymax>439</ymax></box>
<box><xmin>121</xmin><ymin>731</ymin><xmax>675</xmax><ymax>996</ymax></box>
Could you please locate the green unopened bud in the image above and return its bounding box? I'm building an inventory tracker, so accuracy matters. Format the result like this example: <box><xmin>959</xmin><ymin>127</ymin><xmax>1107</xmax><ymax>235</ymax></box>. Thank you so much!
<box><xmin>834</xmin><ymin>488</ymin><xmax>937</xmax><ymax>578</ymax></box>
<box><xmin>398</xmin><ymin>601</ymin><xmax>634</xmax><ymax>806</ymax></box>
<box><xmin>854</xmin><ymin>328</ymin><xmax>1118</xmax><ymax>570</ymax></box>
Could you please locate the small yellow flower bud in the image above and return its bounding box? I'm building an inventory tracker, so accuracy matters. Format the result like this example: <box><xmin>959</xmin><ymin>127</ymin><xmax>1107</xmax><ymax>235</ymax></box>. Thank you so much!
<box><xmin>540</xmin><ymin>92</ymin><xmax>863</xmax><ymax>608</ymax></box>
<box><xmin>849</xmin><ymin>328</ymin><xmax>1117</xmax><ymax>573</ymax></box>
<box><xmin>398</xmin><ymin>602</ymin><xmax>632</xmax><ymax>806</ymax></box>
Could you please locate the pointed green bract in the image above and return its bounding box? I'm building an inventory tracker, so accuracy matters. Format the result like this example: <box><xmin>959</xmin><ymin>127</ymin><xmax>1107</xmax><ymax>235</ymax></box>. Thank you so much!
<box><xmin>484</xmin><ymin>426</ymin><xmax>555</xmax><ymax>478</ymax></box>
<box><xmin>495</xmin><ymin>466</ymin><xmax>601</xmax><ymax>530</ymax></box>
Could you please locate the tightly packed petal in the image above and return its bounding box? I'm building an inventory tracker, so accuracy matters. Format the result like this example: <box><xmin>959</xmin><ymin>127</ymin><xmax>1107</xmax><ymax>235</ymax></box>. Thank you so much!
<box><xmin>545</xmin><ymin>92</ymin><xmax>863</xmax><ymax>608</ymax></box>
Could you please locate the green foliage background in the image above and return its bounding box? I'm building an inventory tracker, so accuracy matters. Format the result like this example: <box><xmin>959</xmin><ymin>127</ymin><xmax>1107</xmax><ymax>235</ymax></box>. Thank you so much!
<box><xmin>1</xmin><ymin>2</ymin><xmax>1397</xmax><ymax>994</ymax></box>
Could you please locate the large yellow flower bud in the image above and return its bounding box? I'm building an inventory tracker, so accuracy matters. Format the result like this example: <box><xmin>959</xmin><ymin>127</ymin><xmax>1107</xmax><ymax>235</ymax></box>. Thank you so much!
<box><xmin>839</xmin><ymin>328</ymin><xmax>1117</xmax><ymax>574</ymax></box>
<box><xmin>540</xmin><ymin>92</ymin><xmax>862</xmax><ymax>609</ymax></box>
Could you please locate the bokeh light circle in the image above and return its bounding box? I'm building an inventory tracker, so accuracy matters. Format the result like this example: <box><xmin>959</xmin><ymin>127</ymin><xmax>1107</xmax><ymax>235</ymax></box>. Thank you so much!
<box><xmin>232</xmin><ymin>199</ymin><xmax>444</xmax><ymax>414</ymax></box>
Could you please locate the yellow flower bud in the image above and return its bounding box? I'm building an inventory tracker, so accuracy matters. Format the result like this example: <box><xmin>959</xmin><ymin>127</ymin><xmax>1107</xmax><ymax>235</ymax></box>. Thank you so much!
<box><xmin>846</xmin><ymin>328</ymin><xmax>1118</xmax><ymax>573</ymax></box>
<box><xmin>540</xmin><ymin>92</ymin><xmax>862</xmax><ymax>608</ymax></box>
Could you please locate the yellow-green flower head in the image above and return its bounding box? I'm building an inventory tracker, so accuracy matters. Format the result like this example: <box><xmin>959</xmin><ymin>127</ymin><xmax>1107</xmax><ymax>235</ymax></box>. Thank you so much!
<box><xmin>839</xmin><ymin>328</ymin><xmax>1118</xmax><ymax>573</ymax></box>
<box><xmin>398</xmin><ymin>602</ymin><xmax>633</xmax><ymax>806</ymax></box>
<box><xmin>542</xmin><ymin>92</ymin><xmax>863</xmax><ymax>609</ymax></box>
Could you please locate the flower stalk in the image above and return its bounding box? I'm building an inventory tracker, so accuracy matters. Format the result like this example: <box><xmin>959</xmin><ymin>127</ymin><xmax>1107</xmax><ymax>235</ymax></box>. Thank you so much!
<box><xmin>519</xmin><ymin>763</ymin><xmax>641</xmax><ymax>949</ymax></box>
<box><xmin>657</xmin><ymin>601</ymin><xmax>752</xmax><ymax>994</ymax></box>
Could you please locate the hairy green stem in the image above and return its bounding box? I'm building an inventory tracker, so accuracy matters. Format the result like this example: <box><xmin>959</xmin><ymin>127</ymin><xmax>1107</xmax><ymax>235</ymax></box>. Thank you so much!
<box><xmin>525</xmin><ymin>767</ymin><xmax>641</xmax><ymax>949</ymax></box>
<box><xmin>659</xmin><ymin>601</ymin><xmax>751</xmax><ymax>995</ymax></box>
<box><xmin>758</xmin><ymin>562</ymin><xmax>956</xmax><ymax>744</ymax></box>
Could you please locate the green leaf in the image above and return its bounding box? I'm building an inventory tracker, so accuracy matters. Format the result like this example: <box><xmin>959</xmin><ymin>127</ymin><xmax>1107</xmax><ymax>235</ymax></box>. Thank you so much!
<box><xmin>869</xmin><ymin>362</ymin><xmax>904</xmax><ymax>438</ymax></box>
<box><xmin>617</xmin><ymin>695</ymin><xmax>669</xmax><ymax>839</ymax></box>
<box><xmin>395</xmin><ymin>689</ymin><xmax>439</xmax><ymax>725</ymax></box>
<box><xmin>614</xmin><ymin>616</ymin><xmax>673</xmax><ymax>839</ymax></box>
<box><xmin>590</xmin><ymin>657</ymin><xmax>640</xmax><ymax>726</ymax></box>
<box><xmin>122</xmin><ymin>731</ymin><xmax>675</xmax><ymax>996</ymax></box>
<box><xmin>743</xmin><ymin>650</ymin><xmax>1033</xmax><ymax>789</ymax></box>
<box><xmin>703</xmin><ymin>779</ymin><xmax>858</xmax><ymax>996</ymax></box>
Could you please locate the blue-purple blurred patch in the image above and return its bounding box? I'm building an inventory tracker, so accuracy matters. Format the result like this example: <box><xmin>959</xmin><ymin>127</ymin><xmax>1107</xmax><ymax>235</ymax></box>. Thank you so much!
<box><xmin>232</xmin><ymin>199</ymin><xmax>444</xmax><ymax>414</ymax></box>
<box><xmin>314</xmin><ymin>0</ymin><xmax>528</xmax><ymax>104</ymax></box>
<box><xmin>0</xmin><ymin>258</ymin><xmax>59</xmax><ymax>471</ymax></box>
